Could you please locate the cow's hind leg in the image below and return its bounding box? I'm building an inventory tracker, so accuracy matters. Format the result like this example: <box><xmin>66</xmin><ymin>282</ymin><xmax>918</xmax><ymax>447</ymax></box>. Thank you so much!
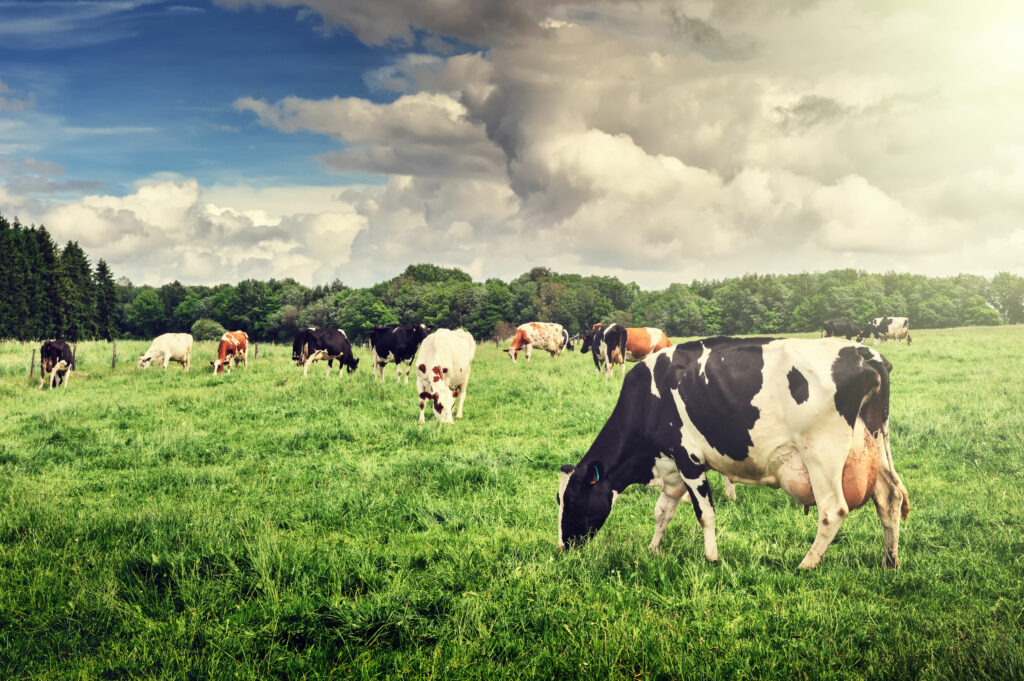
<box><xmin>798</xmin><ymin>444</ymin><xmax>852</xmax><ymax>569</ymax></box>
<box><xmin>455</xmin><ymin>371</ymin><xmax>470</xmax><ymax>419</ymax></box>
<box><xmin>873</xmin><ymin>430</ymin><xmax>910</xmax><ymax>568</ymax></box>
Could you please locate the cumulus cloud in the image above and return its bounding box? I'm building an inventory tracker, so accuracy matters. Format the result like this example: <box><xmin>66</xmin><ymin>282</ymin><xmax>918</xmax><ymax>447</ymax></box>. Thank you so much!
<box><xmin>36</xmin><ymin>179</ymin><xmax>368</xmax><ymax>286</ymax></box>
<box><xmin>12</xmin><ymin>0</ymin><xmax>1024</xmax><ymax>287</ymax></box>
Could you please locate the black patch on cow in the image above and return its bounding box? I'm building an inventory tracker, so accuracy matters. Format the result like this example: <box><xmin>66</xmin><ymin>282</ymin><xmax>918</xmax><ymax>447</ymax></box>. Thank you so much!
<box><xmin>787</xmin><ymin>367</ymin><xmax>809</xmax><ymax>404</ymax></box>
<box><xmin>675</xmin><ymin>337</ymin><xmax>772</xmax><ymax>461</ymax></box>
<box><xmin>831</xmin><ymin>345</ymin><xmax>889</xmax><ymax>431</ymax></box>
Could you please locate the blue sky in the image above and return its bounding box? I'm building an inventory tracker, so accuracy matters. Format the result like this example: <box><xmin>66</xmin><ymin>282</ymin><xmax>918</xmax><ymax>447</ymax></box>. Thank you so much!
<box><xmin>0</xmin><ymin>0</ymin><xmax>394</xmax><ymax>192</ymax></box>
<box><xmin>2</xmin><ymin>1</ymin><xmax>1024</xmax><ymax>287</ymax></box>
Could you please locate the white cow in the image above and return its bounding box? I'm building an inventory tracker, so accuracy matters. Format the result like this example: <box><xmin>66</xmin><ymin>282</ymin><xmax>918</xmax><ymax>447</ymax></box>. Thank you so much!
<box><xmin>138</xmin><ymin>333</ymin><xmax>193</xmax><ymax>370</ymax></box>
<box><xmin>415</xmin><ymin>329</ymin><xmax>476</xmax><ymax>424</ymax></box>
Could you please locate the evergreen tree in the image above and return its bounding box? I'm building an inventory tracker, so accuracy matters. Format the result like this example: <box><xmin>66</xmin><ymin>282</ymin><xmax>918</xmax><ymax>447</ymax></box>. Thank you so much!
<box><xmin>59</xmin><ymin>241</ymin><xmax>97</xmax><ymax>341</ymax></box>
<box><xmin>94</xmin><ymin>260</ymin><xmax>118</xmax><ymax>340</ymax></box>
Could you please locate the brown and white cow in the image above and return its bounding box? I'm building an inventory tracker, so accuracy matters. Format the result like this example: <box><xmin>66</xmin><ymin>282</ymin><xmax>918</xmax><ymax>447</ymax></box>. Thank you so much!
<box><xmin>211</xmin><ymin>331</ymin><xmax>248</xmax><ymax>375</ymax></box>
<box><xmin>503</xmin><ymin>322</ymin><xmax>568</xmax><ymax>362</ymax></box>
<box><xmin>39</xmin><ymin>339</ymin><xmax>74</xmax><ymax>389</ymax></box>
<box><xmin>416</xmin><ymin>328</ymin><xmax>476</xmax><ymax>424</ymax></box>
<box><xmin>580</xmin><ymin>324</ymin><xmax>673</xmax><ymax>378</ymax></box>
<box><xmin>558</xmin><ymin>336</ymin><xmax>910</xmax><ymax>569</ymax></box>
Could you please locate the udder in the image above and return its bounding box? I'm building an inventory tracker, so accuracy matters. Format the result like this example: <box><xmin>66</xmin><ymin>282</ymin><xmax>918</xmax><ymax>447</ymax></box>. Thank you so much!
<box><xmin>776</xmin><ymin>432</ymin><xmax>881</xmax><ymax>510</ymax></box>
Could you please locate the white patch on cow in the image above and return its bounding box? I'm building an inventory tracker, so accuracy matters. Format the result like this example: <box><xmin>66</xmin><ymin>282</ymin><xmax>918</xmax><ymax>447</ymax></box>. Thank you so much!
<box><xmin>556</xmin><ymin>468</ymin><xmax>573</xmax><ymax>550</ymax></box>
<box><xmin>696</xmin><ymin>343</ymin><xmax>712</xmax><ymax>384</ymax></box>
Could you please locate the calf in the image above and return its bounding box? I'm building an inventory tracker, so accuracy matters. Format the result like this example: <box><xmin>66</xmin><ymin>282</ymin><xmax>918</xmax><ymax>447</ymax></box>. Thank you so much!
<box><xmin>579</xmin><ymin>323</ymin><xmax>628</xmax><ymax>378</ymax></box>
<box><xmin>138</xmin><ymin>333</ymin><xmax>193</xmax><ymax>371</ymax></box>
<box><xmin>292</xmin><ymin>328</ymin><xmax>359</xmax><ymax>377</ymax></box>
<box><xmin>211</xmin><ymin>331</ymin><xmax>248</xmax><ymax>375</ymax></box>
<box><xmin>39</xmin><ymin>339</ymin><xmax>74</xmax><ymax>389</ymax></box>
<box><xmin>369</xmin><ymin>323</ymin><xmax>429</xmax><ymax>383</ymax></box>
<box><xmin>858</xmin><ymin>317</ymin><xmax>911</xmax><ymax>345</ymax></box>
<box><xmin>557</xmin><ymin>336</ymin><xmax>910</xmax><ymax>569</ymax></box>
<box><xmin>822</xmin><ymin>318</ymin><xmax>859</xmax><ymax>340</ymax></box>
<box><xmin>503</xmin><ymin>322</ymin><xmax>568</xmax><ymax>362</ymax></box>
<box><xmin>415</xmin><ymin>328</ymin><xmax>476</xmax><ymax>424</ymax></box>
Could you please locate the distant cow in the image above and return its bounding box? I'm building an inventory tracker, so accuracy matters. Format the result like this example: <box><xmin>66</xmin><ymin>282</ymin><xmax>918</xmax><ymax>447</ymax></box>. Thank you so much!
<box><xmin>503</xmin><ymin>322</ymin><xmax>568</xmax><ymax>362</ymax></box>
<box><xmin>369</xmin><ymin>323</ymin><xmax>430</xmax><ymax>383</ymax></box>
<box><xmin>822</xmin><ymin>319</ymin><xmax>859</xmax><ymax>340</ymax></box>
<box><xmin>580</xmin><ymin>323</ymin><xmax>628</xmax><ymax>378</ymax></box>
<box><xmin>416</xmin><ymin>328</ymin><xmax>476</xmax><ymax>424</ymax></box>
<box><xmin>580</xmin><ymin>325</ymin><xmax>672</xmax><ymax>377</ymax></box>
<box><xmin>211</xmin><ymin>331</ymin><xmax>248</xmax><ymax>375</ymax></box>
<box><xmin>292</xmin><ymin>328</ymin><xmax>358</xmax><ymax>377</ymax></box>
<box><xmin>858</xmin><ymin>317</ymin><xmax>911</xmax><ymax>345</ymax></box>
<box><xmin>557</xmin><ymin>336</ymin><xmax>910</xmax><ymax>570</ymax></box>
<box><xmin>39</xmin><ymin>339</ymin><xmax>73</xmax><ymax>389</ymax></box>
<box><xmin>138</xmin><ymin>333</ymin><xmax>193</xmax><ymax>371</ymax></box>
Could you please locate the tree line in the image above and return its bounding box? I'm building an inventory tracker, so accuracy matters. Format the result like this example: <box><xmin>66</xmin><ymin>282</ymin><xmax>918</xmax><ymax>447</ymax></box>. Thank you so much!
<box><xmin>1</xmin><ymin>213</ymin><xmax>1017</xmax><ymax>344</ymax></box>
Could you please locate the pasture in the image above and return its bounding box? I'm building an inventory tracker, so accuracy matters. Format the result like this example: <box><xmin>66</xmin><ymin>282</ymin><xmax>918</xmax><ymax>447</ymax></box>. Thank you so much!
<box><xmin>0</xmin><ymin>328</ymin><xmax>1022</xmax><ymax>679</ymax></box>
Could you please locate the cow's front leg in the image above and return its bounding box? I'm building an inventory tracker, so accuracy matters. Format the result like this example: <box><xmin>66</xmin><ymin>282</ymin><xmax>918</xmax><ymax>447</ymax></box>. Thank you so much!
<box><xmin>680</xmin><ymin>466</ymin><xmax>718</xmax><ymax>562</ymax></box>
<box><xmin>525</xmin><ymin>344</ymin><xmax>532</xmax><ymax>362</ymax></box>
<box><xmin>649</xmin><ymin>488</ymin><xmax>684</xmax><ymax>552</ymax></box>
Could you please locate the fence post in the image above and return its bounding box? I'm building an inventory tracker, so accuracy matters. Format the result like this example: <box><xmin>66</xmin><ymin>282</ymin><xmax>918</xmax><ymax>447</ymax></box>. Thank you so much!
<box><xmin>112</xmin><ymin>340</ymin><xmax>117</xmax><ymax>369</ymax></box>
<box><xmin>29</xmin><ymin>348</ymin><xmax>35</xmax><ymax>378</ymax></box>
<box><xmin>254</xmin><ymin>342</ymin><xmax>258</xmax><ymax>360</ymax></box>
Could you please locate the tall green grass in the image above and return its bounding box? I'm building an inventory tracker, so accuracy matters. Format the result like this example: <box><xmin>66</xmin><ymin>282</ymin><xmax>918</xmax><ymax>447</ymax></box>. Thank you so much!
<box><xmin>1</xmin><ymin>329</ymin><xmax>1022</xmax><ymax>679</ymax></box>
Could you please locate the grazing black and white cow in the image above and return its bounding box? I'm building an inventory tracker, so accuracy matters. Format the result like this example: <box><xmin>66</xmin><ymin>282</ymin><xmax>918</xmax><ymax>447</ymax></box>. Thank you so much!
<box><xmin>579</xmin><ymin>324</ymin><xmax>628</xmax><ymax>378</ymax></box>
<box><xmin>40</xmin><ymin>339</ymin><xmax>74</xmax><ymax>389</ymax></box>
<box><xmin>557</xmin><ymin>336</ymin><xmax>910</xmax><ymax>569</ymax></box>
<box><xmin>858</xmin><ymin>317</ymin><xmax>911</xmax><ymax>345</ymax></box>
<box><xmin>292</xmin><ymin>328</ymin><xmax>359</xmax><ymax>377</ymax></box>
<box><xmin>822</xmin><ymin>318</ymin><xmax>859</xmax><ymax>340</ymax></box>
<box><xmin>369</xmin><ymin>323</ymin><xmax>429</xmax><ymax>383</ymax></box>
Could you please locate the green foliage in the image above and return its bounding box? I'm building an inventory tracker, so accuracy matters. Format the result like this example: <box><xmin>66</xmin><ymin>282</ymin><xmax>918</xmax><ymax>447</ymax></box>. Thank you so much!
<box><xmin>1</xmin><ymin>328</ymin><xmax>1023</xmax><ymax>678</ymax></box>
<box><xmin>191</xmin><ymin>317</ymin><xmax>227</xmax><ymax>341</ymax></box>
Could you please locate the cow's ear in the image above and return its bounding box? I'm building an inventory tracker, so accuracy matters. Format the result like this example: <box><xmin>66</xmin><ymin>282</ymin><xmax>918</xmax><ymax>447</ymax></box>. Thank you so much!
<box><xmin>586</xmin><ymin>461</ymin><xmax>603</xmax><ymax>485</ymax></box>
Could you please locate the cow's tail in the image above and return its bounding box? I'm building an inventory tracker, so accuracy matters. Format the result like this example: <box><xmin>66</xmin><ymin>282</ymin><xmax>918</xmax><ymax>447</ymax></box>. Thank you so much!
<box><xmin>878</xmin><ymin>422</ymin><xmax>910</xmax><ymax>521</ymax></box>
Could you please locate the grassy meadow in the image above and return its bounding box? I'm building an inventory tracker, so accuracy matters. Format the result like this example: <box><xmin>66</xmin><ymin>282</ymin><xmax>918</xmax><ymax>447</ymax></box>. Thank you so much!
<box><xmin>1</xmin><ymin>328</ymin><xmax>1023</xmax><ymax>679</ymax></box>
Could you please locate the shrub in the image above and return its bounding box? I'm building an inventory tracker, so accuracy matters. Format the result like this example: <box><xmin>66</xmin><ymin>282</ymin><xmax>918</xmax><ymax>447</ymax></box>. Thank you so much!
<box><xmin>191</xmin><ymin>318</ymin><xmax>227</xmax><ymax>341</ymax></box>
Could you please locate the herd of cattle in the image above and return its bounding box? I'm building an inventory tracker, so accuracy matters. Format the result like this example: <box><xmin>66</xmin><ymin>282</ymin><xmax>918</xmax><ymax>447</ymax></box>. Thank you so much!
<box><xmin>34</xmin><ymin>315</ymin><xmax>914</xmax><ymax>570</ymax></box>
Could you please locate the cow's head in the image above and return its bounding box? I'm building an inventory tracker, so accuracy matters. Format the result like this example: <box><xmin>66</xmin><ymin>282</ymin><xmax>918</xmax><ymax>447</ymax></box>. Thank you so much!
<box><xmin>856</xmin><ymin>327</ymin><xmax>872</xmax><ymax>343</ymax></box>
<box><xmin>346</xmin><ymin>356</ymin><xmax>360</xmax><ymax>373</ymax></box>
<box><xmin>419</xmin><ymin>363</ymin><xmax>455</xmax><ymax>423</ymax></box>
<box><xmin>211</xmin><ymin>358</ymin><xmax>228</xmax><ymax>375</ymax></box>
<box><xmin>293</xmin><ymin>342</ymin><xmax>309</xmax><ymax>366</ymax></box>
<box><xmin>557</xmin><ymin>462</ymin><xmax>614</xmax><ymax>550</ymax></box>
<box><xmin>137</xmin><ymin>355</ymin><xmax>153</xmax><ymax>369</ymax></box>
<box><xmin>579</xmin><ymin>329</ymin><xmax>598</xmax><ymax>354</ymax></box>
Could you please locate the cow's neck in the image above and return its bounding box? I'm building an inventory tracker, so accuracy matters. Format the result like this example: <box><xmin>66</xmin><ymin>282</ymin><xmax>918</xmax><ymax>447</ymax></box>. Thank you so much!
<box><xmin>578</xmin><ymin>412</ymin><xmax>656</xmax><ymax>493</ymax></box>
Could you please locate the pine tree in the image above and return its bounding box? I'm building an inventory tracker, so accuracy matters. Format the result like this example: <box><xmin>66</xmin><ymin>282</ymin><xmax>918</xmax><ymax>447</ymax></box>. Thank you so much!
<box><xmin>59</xmin><ymin>242</ymin><xmax>97</xmax><ymax>341</ymax></box>
<box><xmin>94</xmin><ymin>259</ymin><xmax>118</xmax><ymax>340</ymax></box>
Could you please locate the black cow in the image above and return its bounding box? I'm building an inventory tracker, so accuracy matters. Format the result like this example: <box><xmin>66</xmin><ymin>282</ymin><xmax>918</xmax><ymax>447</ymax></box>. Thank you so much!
<box><xmin>557</xmin><ymin>336</ymin><xmax>910</xmax><ymax>569</ymax></box>
<box><xmin>369</xmin><ymin>323</ymin><xmax>429</xmax><ymax>383</ymax></box>
<box><xmin>822</xmin><ymin>318</ymin><xmax>859</xmax><ymax>340</ymax></box>
<box><xmin>579</xmin><ymin>323</ymin><xmax>628</xmax><ymax>379</ymax></box>
<box><xmin>292</xmin><ymin>328</ymin><xmax>358</xmax><ymax>377</ymax></box>
<box><xmin>40</xmin><ymin>339</ymin><xmax>74</xmax><ymax>389</ymax></box>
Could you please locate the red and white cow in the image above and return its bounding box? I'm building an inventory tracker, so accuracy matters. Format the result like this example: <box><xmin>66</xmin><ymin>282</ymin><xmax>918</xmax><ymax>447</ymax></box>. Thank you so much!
<box><xmin>416</xmin><ymin>328</ymin><xmax>476</xmax><ymax>424</ymax></box>
<box><xmin>503</xmin><ymin>322</ymin><xmax>568</xmax><ymax>362</ymax></box>
<box><xmin>211</xmin><ymin>331</ymin><xmax>248</xmax><ymax>375</ymax></box>
<box><xmin>138</xmin><ymin>333</ymin><xmax>193</xmax><ymax>371</ymax></box>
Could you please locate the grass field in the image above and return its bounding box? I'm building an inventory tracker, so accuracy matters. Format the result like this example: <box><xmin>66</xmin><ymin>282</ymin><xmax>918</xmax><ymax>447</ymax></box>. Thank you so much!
<box><xmin>1</xmin><ymin>328</ymin><xmax>1023</xmax><ymax>680</ymax></box>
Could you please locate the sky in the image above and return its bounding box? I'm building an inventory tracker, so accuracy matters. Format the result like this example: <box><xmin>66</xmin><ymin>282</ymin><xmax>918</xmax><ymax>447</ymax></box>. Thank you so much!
<box><xmin>1</xmin><ymin>0</ymin><xmax>1024</xmax><ymax>289</ymax></box>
